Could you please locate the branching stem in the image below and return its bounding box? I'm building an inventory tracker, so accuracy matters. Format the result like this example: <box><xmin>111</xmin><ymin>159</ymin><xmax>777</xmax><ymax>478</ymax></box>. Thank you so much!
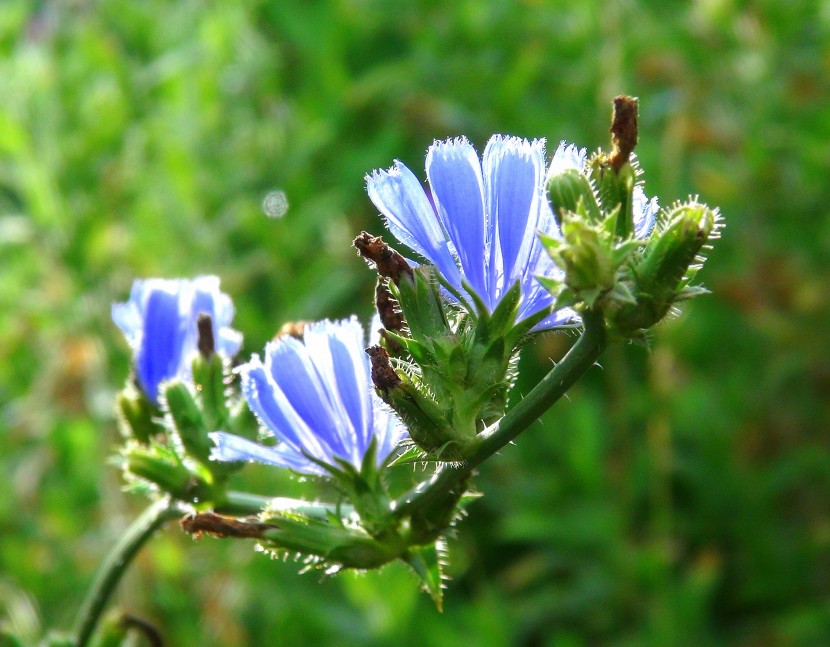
<box><xmin>392</xmin><ymin>310</ymin><xmax>607</xmax><ymax>519</ymax></box>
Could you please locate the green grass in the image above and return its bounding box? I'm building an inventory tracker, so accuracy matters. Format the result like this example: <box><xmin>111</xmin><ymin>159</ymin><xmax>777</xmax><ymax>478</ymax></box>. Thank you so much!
<box><xmin>1</xmin><ymin>1</ymin><xmax>829</xmax><ymax>645</ymax></box>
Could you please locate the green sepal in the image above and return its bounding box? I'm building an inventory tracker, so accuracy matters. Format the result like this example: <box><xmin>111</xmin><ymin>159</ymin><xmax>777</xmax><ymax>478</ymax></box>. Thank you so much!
<box><xmin>162</xmin><ymin>381</ymin><xmax>211</xmax><ymax>465</ymax></box>
<box><xmin>503</xmin><ymin>303</ymin><xmax>553</xmax><ymax>348</ymax></box>
<box><xmin>637</xmin><ymin>202</ymin><xmax>715</xmax><ymax>297</ymax></box>
<box><xmin>116</xmin><ymin>385</ymin><xmax>161</xmax><ymax>444</ymax></box>
<box><xmin>257</xmin><ymin>512</ymin><xmax>404</xmax><ymax>571</ymax></box>
<box><xmin>191</xmin><ymin>351</ymin><xmax>230</xmax><ymax>432</ymax></box>
<box><xmin>123</xmin><ymin>441</ymin><xmax>215</xmax><ymax>504</ymax></box>
<box><xmin>481</xmin><ymin>279</ymin><xmax>522</xmax><ymax>339</ymax></box>
<box><xmin>404</xmin><ymin>540</ymin><xmax>447</xmax><ymax>611</ymax></box>
<box><xmin>379</xmin><ymin>379</ymin><xmax>461</xmax><ymax>458</ymax></box>
<box><xmin>385</xmin><ymin>445</ymin><xmax>425</xmax><ymax>467</ymax></box>
<box><xmin>393</xmin><ymin>266</ymin><xmax>450</xmax><ymax>341</ymax></box>
<box><xmin>590</xmin><ymin>157</ymin><xmax>637</xmax><ymax>239</ymax></box>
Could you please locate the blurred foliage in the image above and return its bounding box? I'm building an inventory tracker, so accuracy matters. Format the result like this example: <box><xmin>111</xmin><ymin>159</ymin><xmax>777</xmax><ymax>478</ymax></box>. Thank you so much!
<box><xmin>1</xmin><ymin>0</ymin><xmax>829</xmax><ymax>645</ymax></box>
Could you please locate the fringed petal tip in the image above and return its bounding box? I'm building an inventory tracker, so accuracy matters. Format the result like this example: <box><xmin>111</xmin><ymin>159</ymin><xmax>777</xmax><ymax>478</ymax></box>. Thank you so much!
<box><xmin>485</xmin><ymin>134</ymin><xmax>547</xmax><ymax>161</ymax></box>
<box><xmin>548</xmin><ymin>141</ymin><xmax>588</xmax><ymax>178</ymax></box>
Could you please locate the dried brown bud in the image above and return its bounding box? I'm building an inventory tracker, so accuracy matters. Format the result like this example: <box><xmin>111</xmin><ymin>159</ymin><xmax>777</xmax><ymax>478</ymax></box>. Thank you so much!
<box><xmin>353</xmin><ymin>231</ymin><xmax>413</xmax><ymax>284</ymax></box>
<box><xmin>366</xmin><ymin>345</ymin><xmax>402</xmax><ymax>393</ymax></box>
<box><xmin>196</xmin><ymin>313</ymin><xmax>215</xmax><ymax>358</ymax></box>
<box><xmin>609</xmin><ymin>95</ymin><xmax>639</xmax><ymax>172</ymax></box>
<box><xmin>375</xmin><ymin>279</ymin><xmax>406</xmax><ymax>333</ymax></box>
<box><xmin>181</xmin><ymin>512</ymin><xmax>271</xmax><ymax>540</ymax></box>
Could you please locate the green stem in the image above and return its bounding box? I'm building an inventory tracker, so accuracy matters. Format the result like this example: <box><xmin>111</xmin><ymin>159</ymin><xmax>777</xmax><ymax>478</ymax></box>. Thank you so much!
<box><xmin>73</xmin><ymin>498</ymin><xmax>182</xmax><ymax>647</ymax></box>
<box><xmin>392</xmin><ymin>310</ymin><xmax>607</xmax><ymax>519</ymax></box>
<box><xmin>217</xmin><ymin>491</ymin><xmax>350</xmax><ymax>521</ymax></box>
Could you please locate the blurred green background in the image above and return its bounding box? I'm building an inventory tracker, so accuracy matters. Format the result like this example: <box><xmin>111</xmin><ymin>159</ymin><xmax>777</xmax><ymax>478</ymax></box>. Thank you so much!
<box><xmin>1</xmin><ymin>0</ymin><xmax>829</xmax><ymax>645</ymax></box>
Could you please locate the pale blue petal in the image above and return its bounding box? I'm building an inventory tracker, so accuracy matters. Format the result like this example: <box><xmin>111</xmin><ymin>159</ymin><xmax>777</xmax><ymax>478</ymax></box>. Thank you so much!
<box><xmin>633</xmin><ymin>186</ymin><xmax>658</xmax><ymax>239</ymax></box>
<box><xmin>426</xmin><ymin>137</ymin><xmax>489</xmax><ymax>305</ymax></box>
<box><xmin>547</xmin><ymin>141</ymin><xmax>587</xmax><ymax>178</ymax></box>
<box><xmin>483</xmin><ymin>136</ymin><xmax>547</xmax><ymax>303</ymax></box>
<box><xmin>113</xmin><ymin>276</ymin><xmax>241</xmax><ymax>403</ymax></box>
<box><xmin>209</xmin><ymin>431</ymin><xmax>317</xmax><ymax>473</ymax></box>
<box><xmin>219</xmin><ymin>318</ymin><xmax>406</xmax><ymax>475</ymax></box>
<box><xmin>371</xmin><ymin>403</ymin><xmax>406</xmax><ymax>465</ymax></box>
<box><xmin>367</xmin><ymin>163</ymin><xmax>462</xmax><ymax>290</ymax></box>
<box><xmin>239</xmin><ymin>355</ymin><xmax>327</xmax><ymax>459</ymax></box>
<box><xmin>264</xmin><ymin>337</ymin><xmax>350</xmax><ymax>461</ymax></box>
<box><xmin>303</xmin><ymin>318</ymin><xmax>371</xmax><ymax>462</ymax></box>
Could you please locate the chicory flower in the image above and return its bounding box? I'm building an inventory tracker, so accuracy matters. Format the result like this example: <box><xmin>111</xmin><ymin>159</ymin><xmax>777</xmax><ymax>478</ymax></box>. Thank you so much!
<box><xmin>366</xmin><ymin>135</ymin><xmax>574</xmax><ymax>329</ymax></box>
<box><xmin>113</xmin><ymin>276</ymin><xmax>242</xmax><ymax>403</ymax></box>
<box><xmin>210</xmin><ymin>317</ymin><xmax>405</xmax><ymax>476</ymax></box>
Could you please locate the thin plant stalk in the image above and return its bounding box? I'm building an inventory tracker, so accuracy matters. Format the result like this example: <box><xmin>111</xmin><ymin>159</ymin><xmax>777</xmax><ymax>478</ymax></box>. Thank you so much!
<box><xmin>73</xmin><ymin>498</ymin><xmax>183</xmax><ymax>647</ymax></box>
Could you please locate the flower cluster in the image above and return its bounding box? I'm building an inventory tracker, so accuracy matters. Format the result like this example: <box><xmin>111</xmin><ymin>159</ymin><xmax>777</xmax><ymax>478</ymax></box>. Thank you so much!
<box><xmin>108</xmin><ymin>102</ymin><xmax>720</xmax><ymax>610</ymax></box>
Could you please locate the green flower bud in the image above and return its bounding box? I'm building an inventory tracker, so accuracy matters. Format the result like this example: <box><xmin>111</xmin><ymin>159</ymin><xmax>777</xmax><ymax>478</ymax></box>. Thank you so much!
<box><xmin>539</xmin><ymin>216</ymin><xmax>616</xmax><ymax>308</ymax></box>
<box><xmin>191</xmin><ymin>350</ymin><xmax>230</xmax><ymax>432</ymax></box>
<box><xmin>123</xmin><ymin>442</ymin><xmax>213</xmax><ymax>502</ymax></box>
<box><xmin>609</xmin><ymin>201</ymin><xmax>718</xmax><ymax>335</ymax></box>
<box><xmin>163</xmin><ymin>382</ymin><xmax>212</xmax><ymax>465</ymax></box>
<box><xmin>116</xmin><ymin>385</ymin><xmax>160</xmax><ymax>444</ymax></box>
<box><xmin>547</xmin><ymin>168</ymin><xmax>602</xmax><ymax>224</ymax></box>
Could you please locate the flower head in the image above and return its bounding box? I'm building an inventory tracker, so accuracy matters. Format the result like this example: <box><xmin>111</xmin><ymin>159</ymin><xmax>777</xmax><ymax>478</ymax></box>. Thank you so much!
<box><xmin>367</xmin><ymin>135</ymin><xmax>574</xmax><ymax>329</ymax></box>
<box><xmin>210</xmin><ymin>317</ymin><xmax>405</xmax><ymax>476</ymax></box>
<box><xmin>113</xmin><ymin>276</ymin><xmax>242</xmax><ymax>403</ymax></box>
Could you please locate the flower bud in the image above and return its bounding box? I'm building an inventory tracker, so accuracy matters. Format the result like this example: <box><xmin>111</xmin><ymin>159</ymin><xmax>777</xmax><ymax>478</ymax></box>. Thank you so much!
<box><xmin>123</xmin><ymin>443</ymin><xmax>214</xmax><ymax>502</ymax></box>
<box><xmin>538</xmin><ymin>217</ymin><xmax>616</xmax><ymax>308</ymax></box>
<box><xmin>609</xmin><ymin>201</ymin><xmax>717</xmax><ymax>334</ymax></box>
<box><xmin>547</xmin><ymin>168</ymin><xmax>602</xmax><ymax>224</ymax></box>
<box><xmin>162</xmin><ymin>382</ymin><xmax>212</xmax><ymax>465</ymax></box>
<box><xmin>116</xmin><ymin>385</ymin><xmax>160</xmax><ymax>444</ymax></box>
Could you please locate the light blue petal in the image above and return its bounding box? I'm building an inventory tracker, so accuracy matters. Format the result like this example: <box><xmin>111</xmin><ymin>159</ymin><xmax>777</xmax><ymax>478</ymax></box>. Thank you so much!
<box><xmin>483</xmin><ymin>136</ymin><xmax>547</xmax><ymax>304</ymax></box>
<box><xmin>426</xmin><ymin>137</ymin><xmax>489</xmax><ymax>305</ymax></box>
<box><xmin>264</xmin><ymin>337</ymin><xmax>351</xmax><ymax>461</ymax></box>
<box><xmin>534</xmin><ymin>306</ymin><xmax>581</xmax><ymax>331</ymax></box>
<box><xmin>303</xmin><ymin>318</ymin><xmax>371</xmax><ymax>464</ymax></box>
<box><xmin>367</xmin><ymin>162</ymin><xmax>462</xmax><ymax>290</ymax></box>
<box><xmin>209</xmin><ymin>431</ymin><xmax>316</xmax><ymax>473</ymax></box>
<box><xmin>547</xmin><ymin>141</ymin><xmax>587</xmax><ymax>178</ymax></box>
<box><xmin>633</xmin><ymin>186</ymin><xmax>658</xmax><ymax>239</ymax></box>
<box><xmin>111</xmin><ymin>302</ymin><xmax>141</xmax><ymax>347</ymax></box>
<box><xmin>236</xmin><ymin>318</ymin><xmax>407</xmax><ymax>475</ymax></box>
<box><xmin>239</xmin><ymin>356</ymin><xmax>327</xmax><ymax>460</ymax></box>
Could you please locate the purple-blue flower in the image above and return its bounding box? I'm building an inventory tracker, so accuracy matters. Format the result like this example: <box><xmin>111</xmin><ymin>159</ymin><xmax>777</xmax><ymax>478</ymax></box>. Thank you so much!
<box><xmin>210</xmin><ymin>317</ymin><xmax>405</xmax><ymax>476</ymax></box>
<box><xmin>367</xmin><ymin>135</ymin><xmax>573</xmax><ymax>329</ymax></box>
<box><xmin>113</xmin><ymin>276</ymin><xmax>242</xmax><ymax>404</ymax></box>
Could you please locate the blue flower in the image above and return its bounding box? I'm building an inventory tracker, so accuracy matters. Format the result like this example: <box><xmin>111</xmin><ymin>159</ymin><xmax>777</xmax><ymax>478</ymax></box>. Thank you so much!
<box><xmin>113</xmin><ymin>276</ymin><xmax>242</xmax><ymax>403</ymax></box>
<box><xmin>367</xmin><ymin>135</ymin><xmax>574</xmax><ymax>330</ymax></box>
<box><xmin>210</xmin><ymin>318</ymin><xmax>405</xmax><ymax>476</ymax></box>
<box><xmin>547</xmin><ymin>140</ymin><xmax>659</xmax><ymax>239</ymax></box>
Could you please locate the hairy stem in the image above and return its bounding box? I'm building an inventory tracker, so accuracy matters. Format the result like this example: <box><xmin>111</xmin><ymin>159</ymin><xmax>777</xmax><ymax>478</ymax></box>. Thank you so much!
<box><xmin>73</xmin><ymin>498</ymin><xmax>183</xmax><ymax>647</ymax></box>
<box><xmin>217</xmin><ymin>491</ymin><xmax>353</xmax><ymax>521</ymax></box>
<box><xmin>392</xmin><ymin>311</ymin><xmax>607</xmax><ymax>519</ymax></box>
